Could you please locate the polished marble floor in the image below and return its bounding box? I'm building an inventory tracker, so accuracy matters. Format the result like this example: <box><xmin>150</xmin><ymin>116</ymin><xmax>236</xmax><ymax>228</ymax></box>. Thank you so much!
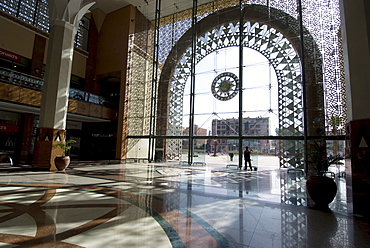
<box><xmin>0</xmin><ymin>155</ymin><xmax>369</xmax><ymax>247</ymax></box>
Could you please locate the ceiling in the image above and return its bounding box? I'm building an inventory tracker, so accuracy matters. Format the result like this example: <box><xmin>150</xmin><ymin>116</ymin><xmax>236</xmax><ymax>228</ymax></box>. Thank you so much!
<box><xmin>91</xmin><ymin>0</ymin><xmax>150</xmax><ymax>16</ymax></box>
<box><xmin>91</xmin><ymin>0</ymin><xmax>216</xmax><ymax>21</ymax></box>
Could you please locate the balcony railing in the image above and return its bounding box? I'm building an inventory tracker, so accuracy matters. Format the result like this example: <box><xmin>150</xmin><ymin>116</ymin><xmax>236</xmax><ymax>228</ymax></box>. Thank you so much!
<box><xmin>0</xmin><ymin>67</ymin><xmax>43</xmax><ymax>90</ymax></box>
<box><xmin>0</xmin><ymin>67</ymin><xmax>112</xmax><ymax>107</ymax></box>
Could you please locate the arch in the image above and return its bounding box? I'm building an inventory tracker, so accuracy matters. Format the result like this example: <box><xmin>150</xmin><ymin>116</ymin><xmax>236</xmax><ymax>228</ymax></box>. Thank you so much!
<box><xmin>156</xmin><ymin>4</ymin><xmax>325</xmax><ymax>167</ymax></box>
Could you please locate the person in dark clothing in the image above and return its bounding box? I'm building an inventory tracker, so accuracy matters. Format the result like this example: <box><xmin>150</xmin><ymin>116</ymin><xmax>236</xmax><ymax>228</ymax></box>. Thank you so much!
<box><xmin>229</xmin><ymin>153</ymin><xmax>234</xmax><ymax>161</ymax></box>
<box><xmin>244</xmin><ymin>146</ymin><xmax>253</xmax><ymax>171</ymax></box>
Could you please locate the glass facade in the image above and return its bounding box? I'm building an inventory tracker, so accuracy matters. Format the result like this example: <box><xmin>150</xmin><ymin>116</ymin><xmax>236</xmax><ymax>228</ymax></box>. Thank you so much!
<box><xmin>126</xmin><ymin>0</ymin><xmax>345</xmax><ymax>169</ymax></box>
<box><xmin>127</xmin><ymin>0</ymin><xmax>346</xmax><ymax>169</ymax></box>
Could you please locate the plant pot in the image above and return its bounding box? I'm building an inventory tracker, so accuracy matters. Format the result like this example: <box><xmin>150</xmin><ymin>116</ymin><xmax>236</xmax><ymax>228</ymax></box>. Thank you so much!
<box><xmin>306</xmin><ymin>176</ymin><xmax>337</xmax><ymax>210</ymax></box>
<box><xmin>54</xmin><ymin>156</ymin><xmax>70</xmax><ymax>171</ymax></box>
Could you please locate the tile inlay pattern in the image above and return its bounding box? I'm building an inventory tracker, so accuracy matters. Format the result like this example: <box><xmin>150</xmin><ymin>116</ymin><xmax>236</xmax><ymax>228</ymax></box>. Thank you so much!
<box><xmin>0</xmin><ymin>162</ymin><xmax>369</xmax><ymax>248</ymax></box>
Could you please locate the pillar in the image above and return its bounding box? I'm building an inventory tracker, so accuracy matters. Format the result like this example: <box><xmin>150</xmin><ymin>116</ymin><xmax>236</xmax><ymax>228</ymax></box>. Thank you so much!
<box><xmin>340</xmin><ymin>0</ymin><xmax>370</xmax><ymax>219</ymax></box>
<box><xmin>33</xmin><ymin>0</ymin><xmax>95</xmax><ymax>170</ymax></box>
<box><xmin>340</xmin><ymin>0</ymin><xmax>370</xmax><ymax>121</ymax></box>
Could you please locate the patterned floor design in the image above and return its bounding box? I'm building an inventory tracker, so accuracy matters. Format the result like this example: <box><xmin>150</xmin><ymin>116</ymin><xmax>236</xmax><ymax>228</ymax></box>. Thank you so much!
<box><xmin>0</xmin><ymin>159</ymin><xmax>369</xmax><ymax>247</ymax></box>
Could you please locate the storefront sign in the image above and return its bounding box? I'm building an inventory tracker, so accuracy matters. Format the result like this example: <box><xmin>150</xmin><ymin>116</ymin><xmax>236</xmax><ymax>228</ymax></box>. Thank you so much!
<box><xmin>0</xmin><ymin>48</ymin><xmax>21</xmax><ymax>62</ymax></box>
<box><xmin>92</xmin><ymin>133</ymin><xmax>113</xmax><ymax>138</ymax></box>
<box><xmin>0</xmin><ymin>124</ymin><xmax>19</xmax><ymax>133</ymax></box>
<box><xmin>67</xmin><ymin>121</ymin><xmax>82</xmax><ymax>130</ymax></box>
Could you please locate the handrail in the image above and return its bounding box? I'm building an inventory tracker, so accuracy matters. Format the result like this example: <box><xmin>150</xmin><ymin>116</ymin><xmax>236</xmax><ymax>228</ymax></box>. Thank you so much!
<box><xmin>0</xmin><ymin>67</ymin><xmax>43</xmax><ymax>90</ymax></box>
<box><xmin>0</xmin><ymin>67</ymin><xmax>113</xmax><ymax>107</ymax></box>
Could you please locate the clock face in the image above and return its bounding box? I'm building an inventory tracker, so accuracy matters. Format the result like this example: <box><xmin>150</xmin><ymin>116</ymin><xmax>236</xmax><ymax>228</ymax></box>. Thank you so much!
<box><xmin>211</xmin><ymin>72</ymin><xmax>239</xmax><ymax>101</ymax></box>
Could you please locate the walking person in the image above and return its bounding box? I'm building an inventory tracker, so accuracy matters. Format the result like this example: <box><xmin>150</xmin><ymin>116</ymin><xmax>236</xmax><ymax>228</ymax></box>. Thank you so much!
<box><xmin>229</xmin><ymin>153</ymin><xmax>234</xmax><ymax>161</ymax></box>
<box><xmin>244</xmin><ymin>146</ymin><xmax>253</xmax><ymax>171</ymax></box>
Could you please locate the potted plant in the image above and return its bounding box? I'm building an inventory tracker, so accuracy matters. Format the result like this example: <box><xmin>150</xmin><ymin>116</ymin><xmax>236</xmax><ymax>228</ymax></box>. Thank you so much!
<box><xmin>306</xmin><ymin>133</ymin><xmax>342</xmax><ymax>210</ymax></box>
<box><xmin>53</xmin><ymin>140</ymin><xmax>76</xmax><ymax>171</ymax></box>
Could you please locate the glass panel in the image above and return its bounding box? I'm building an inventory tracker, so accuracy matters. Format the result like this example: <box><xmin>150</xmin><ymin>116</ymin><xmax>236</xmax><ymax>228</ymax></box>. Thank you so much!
<box><xmin>18</xmin><ymin>0</ymin><xmax>36</xmax><ymax>25</ymax></box>
<box><xmin>75</xmin><ymin>16</ymin><xmax>90</xmax><ymax>50</ymax></box>
<box><xmin>35</xmin><ymin>0</ymin><xmax>49</xmax><ymax>32</ymax></box>
<box><xmin>226</xmin><ymin>139</ymin><xmax>239</xmax><ymax>168</ymax></box>
<box><xmin>327</xmin><ymin>139</ymin><xmax>345</xmax><ymax>176</ymax></box>
<box><xmin>242</xmin><ymin>140</ymin><xmax>259</xmax><ymax>170</ymax></box>
<box><xmin>165</xmin><ymin>3</ymin><xmax>195</xmax><ymax>162</ymax></box>
<box><xmin>193</xmin><ymin>138</ymin><xmax>206</xmax><ymax>166</ymax></box>
<box><xmin>131</xmin><ymin>0</ymin><xmax>345</xmax><ymax>170</ymax></box>
<box><xmin>211</xmin><ymin>114</ymin><xmax>239</xmax><ymax>136</ymax></box>
<box><xmin>279</xmin><ymin>139</ymin><xmax>304</xmax><ymax>169</ymax></box>
<box><xmin>192</xmin><ymin>47</ymin><xmax>241</xmax><ymax>137</ymax></box>
<box><xmin>179</xmin><ymin>138</ymin><xmax>190</xmax><ymax>165</ymax></box>
<box><xmin>0</xmin><ymin>0</ymin><xmax>19</xmax><ymax>16</ymax></box>
<box><xmin>242</xmin><ymin>48</ymin><xmax>279</xmax><ymax>136</ymax></box>
<box><xmin>259</xmin><ymin>140</ymin><xmax>281</xmax><ymax>170</ymax></box>
<box><xmin>179</xmin><ymin>138</ymin><xmax>206</xmax><ymax>166</ymax></box>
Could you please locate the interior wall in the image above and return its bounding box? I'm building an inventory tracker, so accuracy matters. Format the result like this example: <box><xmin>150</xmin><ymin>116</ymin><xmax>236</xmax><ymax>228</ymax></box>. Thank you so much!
<box><xmin>71</xmin><ymin>52</ymin><xmax>87</xmax><ymax>78</ymax></box>
<box><xmin>365</xmin><ymin>1</ymin><xmax>370</xmax><ymax>59</ymax></box>
<box><xmin>340</xmin><ymin>0</ymin><xmax>370</xmax><ymax>121</ymax></box>
<box><xmin>0</xmin><ymin>17</ymin><xmax>35</xmax><ymax>59</ymax></box>
<box><xmin>31</xmin><ymin>34</ymin><xmax>46</xmax><ymax>78</ymax></box>
<box><xmin>94</xmin><ymin>5</ymin><xmax>137</xmax><ymax>160</ymax></box>
<box><xmin>96</xmin><ymin>6</ymin><xmax>132</xmax><ymax>75</ymax></box>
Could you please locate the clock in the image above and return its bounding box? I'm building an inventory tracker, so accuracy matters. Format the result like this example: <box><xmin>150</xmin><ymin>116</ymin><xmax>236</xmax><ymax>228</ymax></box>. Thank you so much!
<box><xmin>211</xmin><ymin>72</ymin><xmax>239</xmax><ymax>101</ymax></box>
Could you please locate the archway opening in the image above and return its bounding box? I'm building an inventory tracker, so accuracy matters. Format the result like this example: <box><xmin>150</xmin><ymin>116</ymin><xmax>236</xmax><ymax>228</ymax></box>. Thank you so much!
<box><xmin>166</xmin><ymin>19</ymin><xmax>307</xmax><ymax>168</ymax></box>
<box><xmin>180</xmin><ymin>47</ymin><xmax>279</xmax><ymax>166</ymax></box>
<box><xmin>183</xmin><ymin>47</ymin><xmax>278</xmax><ymax>135</ymax></box>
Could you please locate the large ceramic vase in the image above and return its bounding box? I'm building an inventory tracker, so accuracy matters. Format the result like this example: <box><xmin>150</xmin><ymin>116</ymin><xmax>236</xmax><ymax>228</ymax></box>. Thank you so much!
<box><xmin>306</xmin><ymin>176</ymin><xmax>337</xmax><ymax>210</ymax></box>
<box><xmin>54</xmin><ymin>156</ymin><xmax>70</xmax><ymax>171</ymax></box>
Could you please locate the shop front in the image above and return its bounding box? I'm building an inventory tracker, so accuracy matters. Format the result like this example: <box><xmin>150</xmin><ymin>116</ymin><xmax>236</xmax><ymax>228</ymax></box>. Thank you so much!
<box><xmin>0</xmin><ymin>111</ymin><xmax>20</xmax><ymax>165</ymax></box>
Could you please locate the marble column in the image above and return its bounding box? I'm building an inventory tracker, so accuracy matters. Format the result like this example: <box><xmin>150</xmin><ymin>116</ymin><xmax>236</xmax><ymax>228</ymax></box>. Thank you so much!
<box><xmin>33</xmin><ymin>0</ymin><xmax>95</xmax><ymax>170</ymax></box>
